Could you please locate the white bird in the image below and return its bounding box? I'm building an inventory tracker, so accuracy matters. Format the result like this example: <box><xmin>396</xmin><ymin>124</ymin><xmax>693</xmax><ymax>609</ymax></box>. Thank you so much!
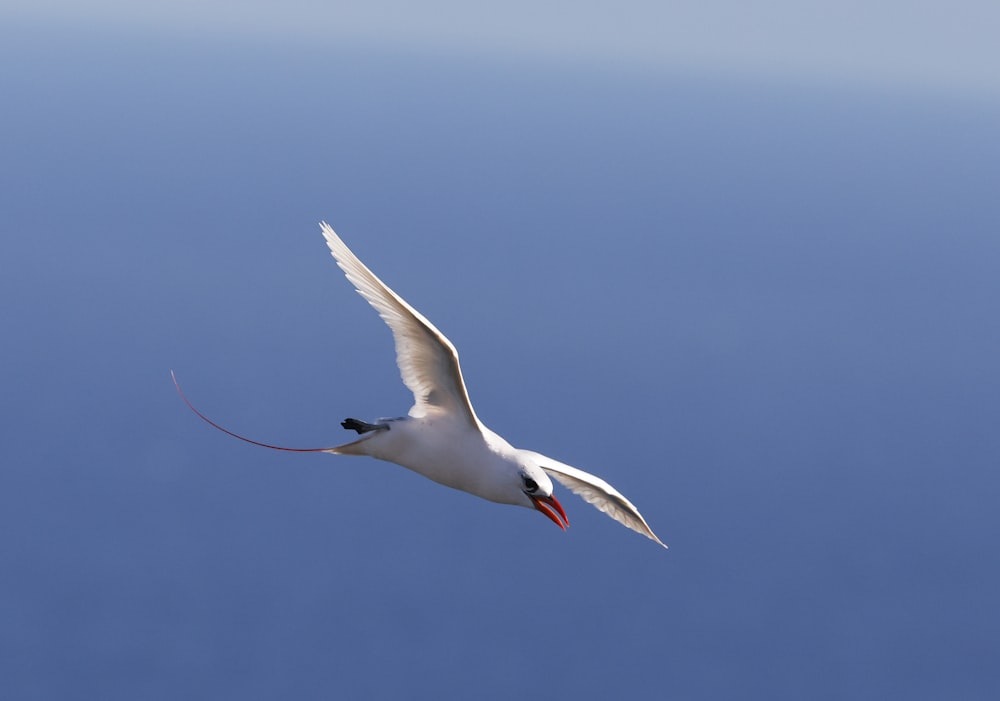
<box><xmin>173</xmin><ymin>223</ymin><xmax>665</xmax><ymax>547</ymax></box>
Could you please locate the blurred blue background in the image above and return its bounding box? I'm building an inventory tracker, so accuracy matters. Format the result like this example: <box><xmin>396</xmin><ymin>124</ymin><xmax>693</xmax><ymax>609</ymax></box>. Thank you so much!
<box><xmin>2</xmin><ymin>3</ymin><xmax>999</xmax><ymax>699</ymax></box>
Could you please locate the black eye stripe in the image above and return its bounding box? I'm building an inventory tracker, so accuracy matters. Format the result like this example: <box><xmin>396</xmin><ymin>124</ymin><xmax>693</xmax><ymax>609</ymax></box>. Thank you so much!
<box><xmin>523</xmin><ymin>477</ymin><xmax>539</xmax><ymax>492</ymax></box>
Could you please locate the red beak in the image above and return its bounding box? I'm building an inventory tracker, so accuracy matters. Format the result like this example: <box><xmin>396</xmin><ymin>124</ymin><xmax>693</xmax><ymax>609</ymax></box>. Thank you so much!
<box><xmin>530</xmin><ymin>493</ymin><xmax>569</xmax><ymax>530</ymax></box>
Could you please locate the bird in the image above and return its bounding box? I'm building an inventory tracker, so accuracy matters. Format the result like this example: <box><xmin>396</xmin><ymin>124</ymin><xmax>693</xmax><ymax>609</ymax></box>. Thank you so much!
<box><xmin>172</xmin><ymin>222</ymin><xmax>665</xmax><ymax>548</ymax></box>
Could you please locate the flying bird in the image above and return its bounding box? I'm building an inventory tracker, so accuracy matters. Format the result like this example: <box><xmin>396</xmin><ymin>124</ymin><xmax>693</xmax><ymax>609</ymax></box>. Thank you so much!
<box><xmin>173</xmin><ymin>223</ymin><xmax>665</xmax><ymax>547</ymax></box>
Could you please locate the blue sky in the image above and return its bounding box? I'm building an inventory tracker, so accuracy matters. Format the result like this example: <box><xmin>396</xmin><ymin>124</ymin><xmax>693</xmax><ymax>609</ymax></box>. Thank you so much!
<box><xmin>2</xmin><ymin>3</ymin><xmax>999</xmax><ymax>700</ymax></box>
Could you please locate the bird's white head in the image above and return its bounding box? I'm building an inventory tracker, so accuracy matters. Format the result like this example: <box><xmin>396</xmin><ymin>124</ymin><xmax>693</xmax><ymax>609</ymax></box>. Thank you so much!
<box><xmin>516</xmin><ymin>461</ymin><xmax>569</xmax><ymax>531</ymax></box>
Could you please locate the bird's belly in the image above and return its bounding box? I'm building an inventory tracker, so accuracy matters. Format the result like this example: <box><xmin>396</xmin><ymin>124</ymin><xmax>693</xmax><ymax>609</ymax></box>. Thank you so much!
<box><xmin>361</xmin><ymin>419</ymin><xmax>503</xmax><ymax>500</ymax></box>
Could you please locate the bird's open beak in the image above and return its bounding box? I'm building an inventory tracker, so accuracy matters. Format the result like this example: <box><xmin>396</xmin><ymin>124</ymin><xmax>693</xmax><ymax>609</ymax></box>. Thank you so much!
<box><xmin>530</xmin><ymin>494</ymin><xmax>569</xmax><ymax>530</ymax></box>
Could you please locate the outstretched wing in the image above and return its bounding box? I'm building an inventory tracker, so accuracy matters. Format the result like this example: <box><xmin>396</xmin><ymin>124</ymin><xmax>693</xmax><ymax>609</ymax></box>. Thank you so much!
<box><xmin>321</xmin><ymin>222</ymin><xmax>481</xmax><ymax>429</ymax></box>
<box><xmin>522</xmin><ymin>450</ymin><xmax>666</xmax><ymax>548</ymax></box>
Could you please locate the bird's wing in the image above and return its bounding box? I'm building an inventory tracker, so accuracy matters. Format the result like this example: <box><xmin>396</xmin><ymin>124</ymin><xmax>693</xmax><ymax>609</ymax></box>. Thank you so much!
<box><xmin>321</xmin><ymin>222</ymin><xmax>481</xmax><ymax>428</ymax></box>
<box><xmin>522</xmin><ymin>450</ymin><xmax>666</xmax><ymax>548</ymax></box>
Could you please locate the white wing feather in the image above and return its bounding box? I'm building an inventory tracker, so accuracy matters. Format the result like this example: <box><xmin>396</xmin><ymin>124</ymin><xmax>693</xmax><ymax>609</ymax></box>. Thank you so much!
<box><xmin>320</xmin><ymin>222</ymin><xmax>480</xmax><ymax>428</ymax></box>
<box><xmin>522</xmin><ymin>450</ymin><xmax>667</xmax><ymax>548</ymax></box>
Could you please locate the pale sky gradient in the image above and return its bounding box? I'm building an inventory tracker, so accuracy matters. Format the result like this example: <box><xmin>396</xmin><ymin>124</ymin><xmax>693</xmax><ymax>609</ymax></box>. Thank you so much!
<box><xmin>8</xmin><ymin>0</ymin><xmax>1000</xmax><ymax>99</ymax></box>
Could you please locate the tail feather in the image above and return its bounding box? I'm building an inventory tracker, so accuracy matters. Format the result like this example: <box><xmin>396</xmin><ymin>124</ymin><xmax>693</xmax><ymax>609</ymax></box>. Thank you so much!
<box><xmin>326</xmin><ymin>432</ymin><xmax>378</xmax><ymax>456</ymax></box>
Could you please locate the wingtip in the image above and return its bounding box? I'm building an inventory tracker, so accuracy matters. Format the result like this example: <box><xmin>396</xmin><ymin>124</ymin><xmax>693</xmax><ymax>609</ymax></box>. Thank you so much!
<box><xmin>319</xmin><ymin>221</ymin><xmax>345</xmax><ymax>253</ymax></box>
<box><xmin>647</xmin><ymin>530</ymin><xmax>668</xmax><ymax>549</ymax></box>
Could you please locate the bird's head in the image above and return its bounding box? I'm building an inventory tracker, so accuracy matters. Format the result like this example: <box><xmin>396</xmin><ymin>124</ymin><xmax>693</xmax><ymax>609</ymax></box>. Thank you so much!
<box><xmin>517</xmin><ymin>464</ymin><xmax>569</xmax><ymax>530</ymax></box>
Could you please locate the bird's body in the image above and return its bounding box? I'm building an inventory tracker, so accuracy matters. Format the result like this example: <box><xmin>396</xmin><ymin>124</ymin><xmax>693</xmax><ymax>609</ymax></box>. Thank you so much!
<box><xmin>336</xmin><ymin>415</ymin><xmax>525</xmax><ymax>507</ymax></box>
<box><xmin>173</xmin><ymin>223</ymin><xmax>665</xmax><ymax>547</ymax></box>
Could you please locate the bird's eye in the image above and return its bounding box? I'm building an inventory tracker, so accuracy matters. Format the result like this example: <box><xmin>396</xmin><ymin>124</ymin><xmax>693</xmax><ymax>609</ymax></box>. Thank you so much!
<box><xmin>523</xmin><ymin>477</ymin><xmax>539</xmax><ymax>493</ymax></box>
